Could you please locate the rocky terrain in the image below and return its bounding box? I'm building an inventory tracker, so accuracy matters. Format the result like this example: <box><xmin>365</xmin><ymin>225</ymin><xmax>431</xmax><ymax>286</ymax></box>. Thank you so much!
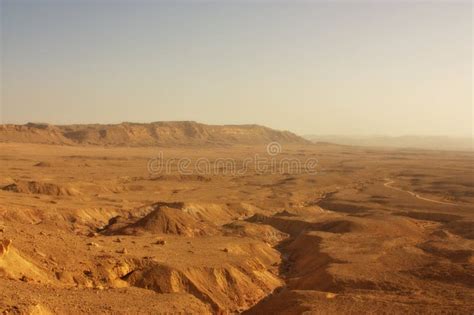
<box><xmin>0</xmin><ymin>124</ymin><xmax>473</xmax><ymax>314</ymax></box>
<box><xmin>0</xmin><ymin>122</ymin><xmax>308</xmax><ymax>146</ymax></box>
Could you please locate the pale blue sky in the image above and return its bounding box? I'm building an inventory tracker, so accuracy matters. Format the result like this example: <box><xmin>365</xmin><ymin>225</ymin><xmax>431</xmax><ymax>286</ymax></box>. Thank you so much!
<box><xmin>1</xmin><ymin>0</ymin><xmax>472</xmax><ymax>136</ymax></box>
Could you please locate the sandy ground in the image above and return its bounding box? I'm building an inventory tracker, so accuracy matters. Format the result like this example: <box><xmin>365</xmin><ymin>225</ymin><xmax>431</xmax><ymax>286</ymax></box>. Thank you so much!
<box><xmin>0</xmin><ymin>142</ymin><xmax>473</xmax><ymax>314</ymax></box>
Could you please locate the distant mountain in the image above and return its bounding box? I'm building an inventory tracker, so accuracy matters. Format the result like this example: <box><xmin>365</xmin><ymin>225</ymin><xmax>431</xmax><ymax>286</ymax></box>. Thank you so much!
<box><xmin>305</xmin><ymin>135</ymin><xmax>473</xmax><ymax>151</ymax></box>
<box><xmin>0</xmin><ymin>121</ymin><xmax>310</xmax><ymax>146</ymax></box>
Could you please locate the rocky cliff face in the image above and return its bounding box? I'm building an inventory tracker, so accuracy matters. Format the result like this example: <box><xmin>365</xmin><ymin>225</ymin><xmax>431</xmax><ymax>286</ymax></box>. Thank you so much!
<box><xmin>0</xmin><ymin>122</ymin><xmax>309</xmax><ymax>146</ymax></box>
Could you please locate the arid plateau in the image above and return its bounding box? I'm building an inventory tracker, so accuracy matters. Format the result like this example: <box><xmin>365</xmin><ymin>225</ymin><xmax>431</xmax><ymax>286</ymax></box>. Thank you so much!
<box><xmin>0</xmin><ymin>123</ymin><xmax>473</xmax><ymax>314</ymax></box>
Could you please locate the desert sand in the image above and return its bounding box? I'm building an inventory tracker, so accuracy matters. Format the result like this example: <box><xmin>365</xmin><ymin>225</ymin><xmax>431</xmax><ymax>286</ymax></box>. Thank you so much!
<box><xmin>0</xmin><ymin>123</ymin><xmax>473</xmax><ymax>314</ymax></box>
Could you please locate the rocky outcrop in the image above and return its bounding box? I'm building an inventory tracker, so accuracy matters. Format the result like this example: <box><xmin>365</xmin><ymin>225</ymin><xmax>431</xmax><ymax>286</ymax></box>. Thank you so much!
<box><xmin>0</xmin><ymin>122</ymin><xmax>310</xmax><ymax>146</ymax></box>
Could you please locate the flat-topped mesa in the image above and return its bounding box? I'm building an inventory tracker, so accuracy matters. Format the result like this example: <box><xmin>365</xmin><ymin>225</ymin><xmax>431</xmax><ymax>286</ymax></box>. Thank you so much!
<box><xmin>0</xmin><ymin>121</ymin><xmax>310</xmax><ymax>146</ymax></box>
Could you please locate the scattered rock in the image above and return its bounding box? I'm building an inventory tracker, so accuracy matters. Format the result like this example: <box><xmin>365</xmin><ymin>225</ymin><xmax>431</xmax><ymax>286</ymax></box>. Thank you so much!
<box><xmin>154</xmin><ymin>239</ymin><xmax>166</xmax><ymax>245</ymax></box>
<box><xmin>326</xmin><ymin>292</ymin><xmax>337</xmax><ymax>299</ymax></box>
<box><xmin>20</xmin><ymin>275</ymin><xmax>33</xmax><ymax>282</ymax></box>
<box><xmin>117</xmin><ymin>248</ymin><xmax>128</xmax><ymax>254</ymax></box>
<box><xmin>0</xmin><ymin>239</ymin><xmax>12</xmax><ymax>256</ymax></box>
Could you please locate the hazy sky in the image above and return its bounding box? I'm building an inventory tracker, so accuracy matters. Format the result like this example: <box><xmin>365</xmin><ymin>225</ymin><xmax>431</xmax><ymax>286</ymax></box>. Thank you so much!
<box><xmin>1</xmin><ymin>0</ymin><xmax>472</xmax><ymax>136</ymax></box>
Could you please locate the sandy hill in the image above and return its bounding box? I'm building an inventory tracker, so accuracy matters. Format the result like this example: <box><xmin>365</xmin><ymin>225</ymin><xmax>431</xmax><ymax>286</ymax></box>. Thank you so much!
<box><xmin>0</xmin><ymin>122</ymin><xmax>309</xmax><ymax>146</ymax></box>
<box><xmin>102</xmin><ymin>203</ymin><xmax>219</xmax><ymax>237</ymax></box>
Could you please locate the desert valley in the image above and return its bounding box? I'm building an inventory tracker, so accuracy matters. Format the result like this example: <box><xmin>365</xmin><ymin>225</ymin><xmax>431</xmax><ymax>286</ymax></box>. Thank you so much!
<box><xmin>2</xmin><ymin>0</ymin><xmax>472</xmax><ymax>313</ymax></box>
<box><xmin>0</xmin><ymin>122</ymin><xmax>472</xmax><ymax>314</ymax></box>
